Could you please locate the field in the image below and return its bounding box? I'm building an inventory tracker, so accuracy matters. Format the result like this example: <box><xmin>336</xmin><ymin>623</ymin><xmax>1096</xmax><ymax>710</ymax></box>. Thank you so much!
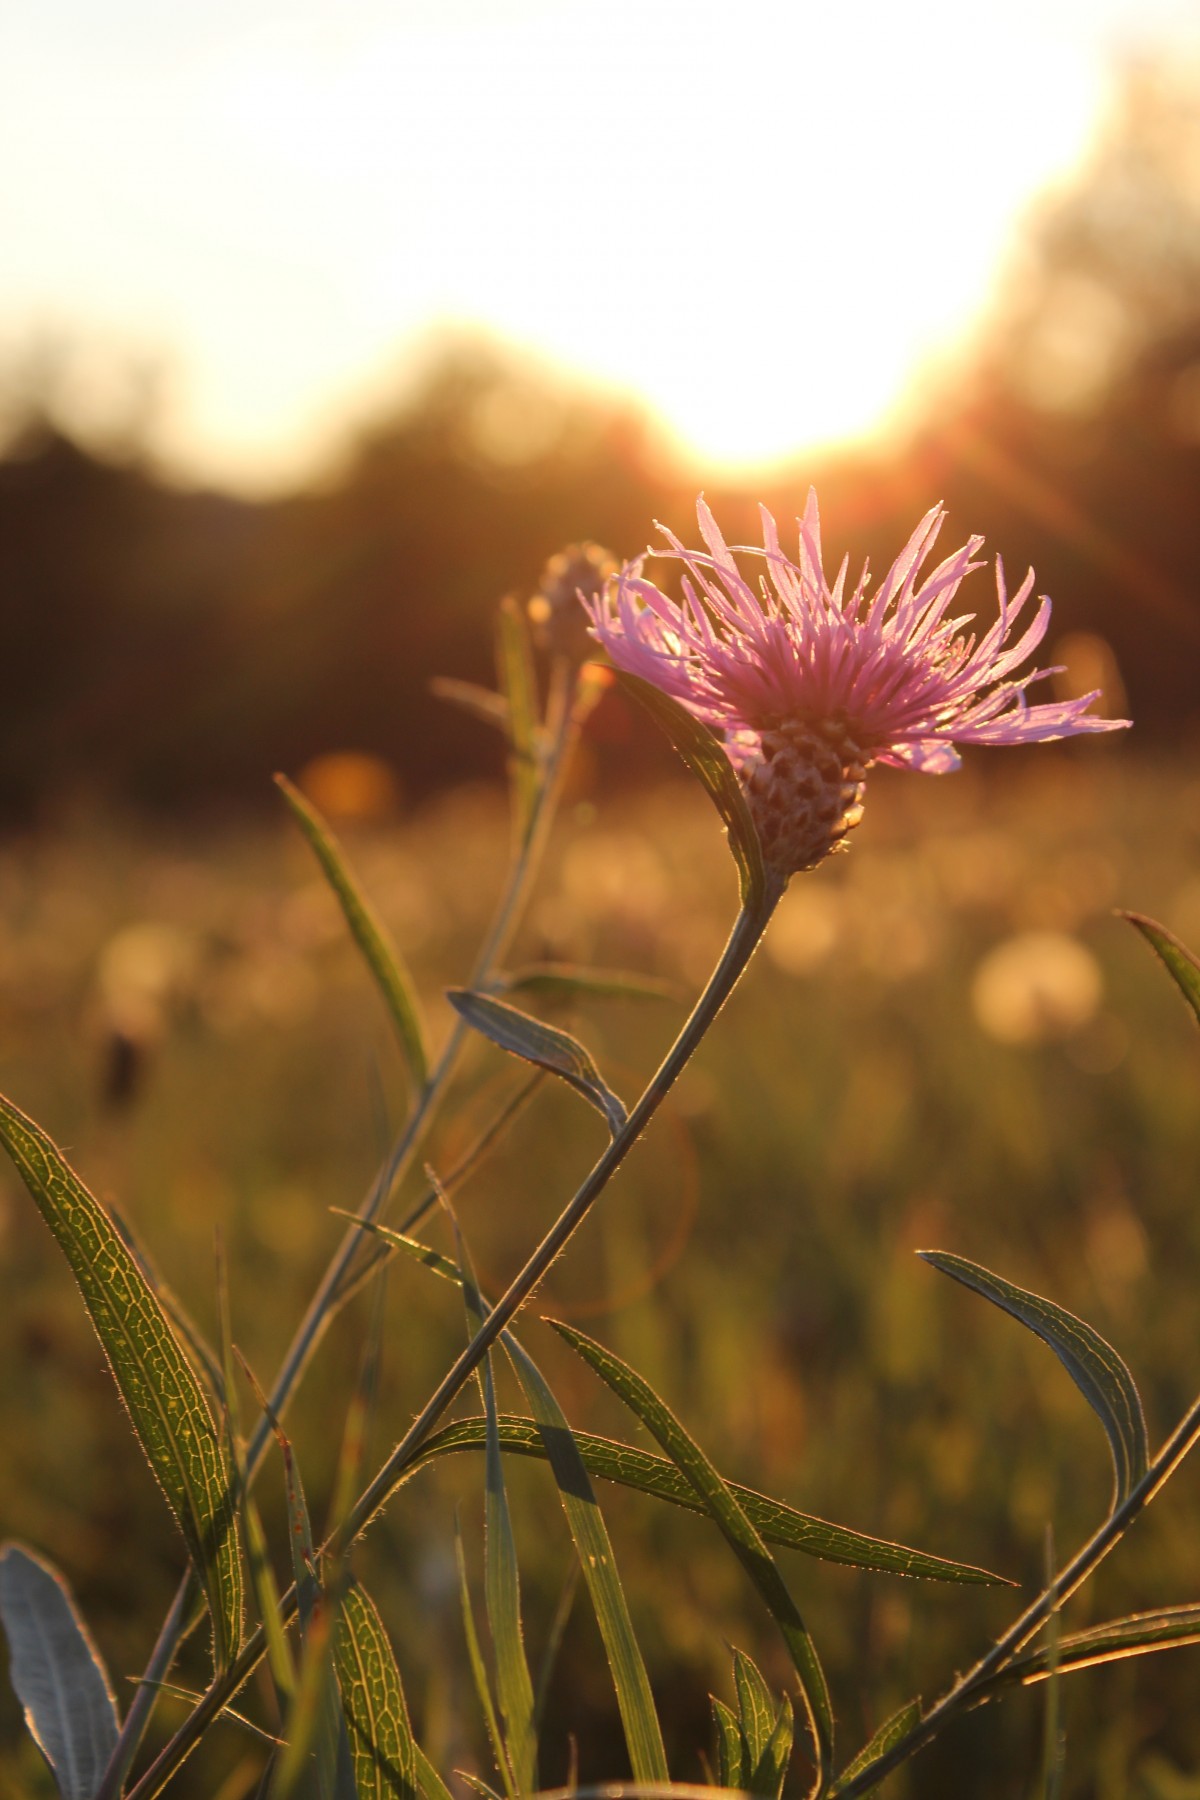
<box><xmin>4</xmin><ymin>743</ymin><xmax>1200</xmax><ymax>1799</ymax></box>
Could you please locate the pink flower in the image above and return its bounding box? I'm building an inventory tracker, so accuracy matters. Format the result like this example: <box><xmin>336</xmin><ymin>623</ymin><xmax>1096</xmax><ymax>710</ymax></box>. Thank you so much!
<box><xmin>586</xmin><ymin>494</ymin><xmax>1128</xmax><ymax>882</ymax></box>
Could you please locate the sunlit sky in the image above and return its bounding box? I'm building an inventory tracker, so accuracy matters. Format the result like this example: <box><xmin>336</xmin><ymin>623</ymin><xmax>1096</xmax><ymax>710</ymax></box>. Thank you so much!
<box><xmin>3</xmin><ymin>0</ymin><xmax>1197</xmax><ymax>494</ymax></box>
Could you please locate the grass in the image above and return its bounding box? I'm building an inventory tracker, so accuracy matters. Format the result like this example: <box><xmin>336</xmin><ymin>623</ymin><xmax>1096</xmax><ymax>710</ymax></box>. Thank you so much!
<box><xmin>3</xmin><ymin>743</ymin><xmax>1200</xmax><ymax>1798</ymax></box>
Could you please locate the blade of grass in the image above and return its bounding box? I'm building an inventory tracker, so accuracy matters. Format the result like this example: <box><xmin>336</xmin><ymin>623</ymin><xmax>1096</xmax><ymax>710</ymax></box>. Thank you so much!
<box><xmin>450</xmin><ymin>1211</ymin><xmax>537</xmax><ymax>1797</ymax></box>
<box><xmin>276</xmin><ymin>774</ymin><xmax>429</xmax><ymax>1095</ymax></box>
<box><xmin>502</xmin><ymin>1336</ymin><xmax>670</xmax><ymax>1787</ymax></box>
<box><xmin>551</xmin><ymin>1321</ymin><xmax>834</xmax><ymax>1788</ymax></box>
<box><xmin>455</xmin><ymin>1523</ymin><xmax>515</xmax><ymax>1800</ymax></box>
<box><xmin>217</xmin><ymin>1245</ymin><xmax>296</xmax><ymax>1714</ymax></box>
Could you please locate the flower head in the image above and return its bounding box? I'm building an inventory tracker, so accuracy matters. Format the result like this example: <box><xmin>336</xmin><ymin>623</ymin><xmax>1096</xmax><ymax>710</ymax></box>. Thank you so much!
<box><xmin>585</xmin><ymin>493</ymin><xmax>1127</xmax><ymax>883</ymax></box>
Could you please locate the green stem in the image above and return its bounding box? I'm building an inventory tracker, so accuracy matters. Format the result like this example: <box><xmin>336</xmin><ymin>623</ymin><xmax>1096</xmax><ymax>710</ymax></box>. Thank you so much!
<box><xmin>102</xmin><ymin>657</ymin><xmax>583</xmax><ymax>1799</ymax></box>
<box><xmin>125</xmin><ymin>888</ymin><xmax>780</xmax><ymax>1800</ymax></box>
<box><xmin>834</xmin><ymin>1388</ymin><xmax>1200</xmax><ymax>1797</ymax></box>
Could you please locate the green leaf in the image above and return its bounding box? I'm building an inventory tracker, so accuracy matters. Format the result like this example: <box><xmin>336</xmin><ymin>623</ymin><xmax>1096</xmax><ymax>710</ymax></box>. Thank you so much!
<box><xmin>276</xmin><ymin>774</ymin><xmax>429</xmax><ymax>1095</ymax></box>
<box><xmin>411</xmin><ymin>1413</ymin><xmax>1004</xmax><ymax>1583</ymax></box>
<box><xmin>552</xmin><ymin>1321</ymin><xmax>833</xmax><ymax>1782</ymax></box>
<box><xmin>344</xmin><ymin>1219</ymin><xmax>1005</xmax><ymax>1586</ymax></box>
<box><xmin>711</xmin><ymin>1697</ymin><xmax>747</xmax><ymax>1790</ymax></box>
<box><xmin>830</xmin><ymin>1699</ymin><xmax>922</xmax><ymax>1796</ymax></box>
<box><xmin>733</xmin><ymin>1649</ymin><xmax>778</xmax><ymax>1772</ymax></box>
<box><xmin>1122</xmin><ymin>912</ymin><xmax>1200</xmax><ymax>1029</ymax></box>
<box><xmin>492</xmin><ymin>964</ymin><xmax>680</xmax><ymax>1006</ymax></box>
<box><xmin>986</xmin><ymin>1605</ymin><xmax>1200</xmax><ymax>1690</ymax></box>
<box><xmin>455</xmin><ymin>1230</ymin><xmax>537</xmax><ymax>1796</ymax></box>
<box><xmin>750</xmin><ymin>1699</ymin><xmax>793</xmax><ymax>1800</ymax></box>
<box><xmin>503</xmin><ymin>1336</ymin><xmax>669</xmax><ymax>1788</ymax></box>
<box><xmin>919</xmin><ymin>1250</ymin><xmax>1149</xmax><ymax>1510</ymax></box>
<box><xmin>271</xmin><ymin>1593</ymin><xmax>359</xmax><ymax>1800</ymax></box>
<box><xmin>334</xmin><ymin>1579</ymin><xmax>420</xmax><ymax>1800</ymax></box>
<box><xmin>251</xmin><ymin>1369</ymin><xmax>354</xmax><ymax>1800</ymax></box>
<box><xmin>0</xmin><ymin>1094</ymin><xmax>243</xmax><ymax>1672</ymax></box>
<box><xmin>455</xmin><ymin>1525</ymin><xmax>514</xmax><ymax>1800</ymax></box>
<box><xmin>429</xmin><ymin>677</ymin><xmax>511</xmax><ymax>733</ymax></box>
<box><xmin>0</xmin><ymin>1543</ymin><xmax>120</xmax><ymax>1800</ymax></box>
<box><xmin>217</xmin><ymin>1258</ymin><xmax>295</xmax><ymax>1711</ymax></box>
<box><xmin>446</xmin><ymin>990</ymin><xmax>627</xmax><ymax>1135</ymax></box>
<box><xmin>497</xmin><ymin>597</ymin><xmax>541</xmax><ymax>840</ymax></box>
<box><xmin>412</xmin><ymin>1745</ymin><xmax>456</xmax><ymax>1800</ymax></box>
<box><xmin>615</xmin><ymin>671</ymin><xmax>767</xmax><ymax>913</ymax></box>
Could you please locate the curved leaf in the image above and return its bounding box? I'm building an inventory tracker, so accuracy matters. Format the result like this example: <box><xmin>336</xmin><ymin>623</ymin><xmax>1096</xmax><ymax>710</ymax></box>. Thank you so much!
<box><xmin>919</xmin><ymin>1250</ymin><xmax>1148</xmax><ymax>1510</ymax></box>
<box><xmin>0</xmin><ymin>1095</ymin><xmax>243</xmax><ymax>1670</ymax></box>
<box><xmin>985</xmin><ymin>1605</ymin><xmax>1200</xmax><ymax>1691</ymax></box>
<box><xmin>1122</xmin><ymin>912</ymin><xmax>1200</xmax><ymax>1029</ymax></box>
<box><xmin>276</xmin><ymin>774</ymin><xmax>429</xmax><ymax>1094</ymax></box>
<box><xmin>615</xmin><ymin>671</ymin><xmax>767</xmax><ymax>913</ymax></box>
<box><xmin>0</xmin><ymin>1543</ymin><xmax>120</xmax><ymax>1800</ymax></box>
<box><xmin>446</xmin><ymin>990</ymin><xmax>626</xmax><ymax>1135</ymax></box>
<box><xmin>340</xmin><ymin>1217</ymin><xmax>1005</xmax><ymax>1586</ymax></box>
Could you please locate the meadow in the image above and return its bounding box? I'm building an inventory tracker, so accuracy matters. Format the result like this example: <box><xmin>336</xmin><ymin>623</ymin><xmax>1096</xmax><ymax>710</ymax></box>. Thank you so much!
<box><xmin>3</xmin><ymin>741</ymin><xmax>1200</xmax><ymax>1800</ymax></box>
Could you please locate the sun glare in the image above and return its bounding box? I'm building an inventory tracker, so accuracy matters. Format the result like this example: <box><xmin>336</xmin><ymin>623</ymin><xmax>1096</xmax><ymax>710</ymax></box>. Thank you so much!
<box><xmin>0</xmin><ymin>0</ymin><xmax>1177</xmax><ymax>490</ymax></box>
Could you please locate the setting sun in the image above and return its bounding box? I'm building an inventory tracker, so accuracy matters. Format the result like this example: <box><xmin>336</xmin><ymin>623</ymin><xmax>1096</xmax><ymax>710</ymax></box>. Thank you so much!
<box><xmin>2</xmin><ymin>0</ymin><xmax>1194</xmax><ymax>490</ymax></box>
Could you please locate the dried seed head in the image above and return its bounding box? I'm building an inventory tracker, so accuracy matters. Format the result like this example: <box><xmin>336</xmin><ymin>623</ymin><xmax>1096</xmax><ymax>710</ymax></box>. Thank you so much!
<box><xmin>529</xmin><ymin>541</ymin><xmax>618</xmax><ymax>660</ymax></box>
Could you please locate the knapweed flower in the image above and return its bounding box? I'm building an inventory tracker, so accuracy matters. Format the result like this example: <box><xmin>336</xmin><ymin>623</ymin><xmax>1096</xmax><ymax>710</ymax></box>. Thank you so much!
<box><xmin>585</xmin><ymin>494</ymin><xmax>1128</xmax><ymax>884</ymax></box>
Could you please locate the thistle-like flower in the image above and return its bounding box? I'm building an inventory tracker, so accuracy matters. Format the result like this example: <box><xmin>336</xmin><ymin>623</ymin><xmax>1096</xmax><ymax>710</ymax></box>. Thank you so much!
<box><xmin>585</xmin><ymin>494</ymin><xmax>1128</xmax><ymax>885</ymax></box>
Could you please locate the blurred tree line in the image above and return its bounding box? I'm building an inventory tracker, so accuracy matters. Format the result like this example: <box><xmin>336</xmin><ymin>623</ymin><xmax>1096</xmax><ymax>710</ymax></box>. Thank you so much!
<box><xmin>2</xmin><ymin>59</ymin><xmax>1198</xmax><ymax>825</ymax></box>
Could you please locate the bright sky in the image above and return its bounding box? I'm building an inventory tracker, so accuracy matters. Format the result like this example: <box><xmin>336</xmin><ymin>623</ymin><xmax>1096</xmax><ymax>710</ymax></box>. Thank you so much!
<box><xmin>2</xmin><ymin>0</ymin><xmax>1196</xmax><ymax>493</ymax></box>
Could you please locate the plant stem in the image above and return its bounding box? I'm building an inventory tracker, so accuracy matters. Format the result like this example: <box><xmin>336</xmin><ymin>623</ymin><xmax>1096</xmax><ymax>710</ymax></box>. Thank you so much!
<box><xmin>834</xmin><ymin>1388</ymin><xmax>1200</xmax><ymax>1797</ymax></box>
<box><xmin>125</xmin><ymin>887</ymin><xmax>780</xmax><ymax>1800</ymax></box>
<box><xmin>102</xmin><ymin>658</ymin><xmax>583</xmax><ymax>1798</ymax></box>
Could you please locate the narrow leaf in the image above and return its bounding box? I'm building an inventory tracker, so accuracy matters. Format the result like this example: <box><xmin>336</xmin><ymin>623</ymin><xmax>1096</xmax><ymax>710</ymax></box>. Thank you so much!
<box><xmin>1122</xmin><ymin>912</ymin><xmax>1200</xmax><ymax>1029</ymax></box>
<box><xmin>345</xmin><ymin>1219</ymin><xmax>1005</xmax><ymax>1585</ymax></box>
<box><xmin>831</xmin><ymin>1700</ymin><xmax>922</xmax><ymax>1796</ymax></box>
<box><xmin>430</xmin><ymin>677</ymin><xmax>511</xmax><ymax>732</ymax></box>
<box><xmin>217</xmin><ymin>1256</ymin><xmax>295</xmax><ymax>1710</ymax></box>
<box><xmin>446</xmin><ymin>990</ymin><xmax>627</xmax><ymax>1135</ymax></box>
<box><xmin>334</xmin><ymin>1579</ymin><xmax>420</xmax><ymax>1800</ymax></box>
<box><xmin>413</xmin><ymin>1745</ymin><xmax>456</xmax><ymax>1800</ymax></box>
<box><xmin>455</xmin><ymin>1526</ymin><xmax>515</xmax><ymax>1800</ymax></box>
<box><xmin>552</xmin><ymin>1321</ymin><xmax>834</xmax><ymax>1782</ymax></box>
<box><xmin>919</xmin><ymin>1250</ymin><xmax>1149</xmax><ymax>1509</ymax></box>
<box><xmin>276</xmin><ymin>774</ymin><xmax>429</xmax><ymax>1093</ymax></box>
<box><xmin>492</xmin><ymin>964</ymin><xmax>680</xmax><ymax>1006</ymax></box>
<box><xmin>0</xmin><ymin>1544</ymin><xmax>120</xmax><ymax>1800</ymax></box>
<box><xmin>497</xmin><ymin>597</ymin><xmax>541</xmax><ymax>841</ymax></box>
<box><xmin>503</xmin><ymin>1336</ymin><xmax>670</xmax><ymax>1787</ymax></box>
<box><xmin>615</xmin><ymin>671</ymin><xmax>767</xmax><ymax>912</ymax></box>
<box><xmin>986</xmin><ymin>1605</ymin><xmax>1200</xmax><ymax>1690</ymax></box>
<box><xmin>455</xmin><ymin>1228</ymin><xmax>537</xmax><ymax>1796</ymax></box>
<box><xmin>0</xmin><ymin>1096</ymin><xmax>243</xmax><ymax>1670</ymax></box>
